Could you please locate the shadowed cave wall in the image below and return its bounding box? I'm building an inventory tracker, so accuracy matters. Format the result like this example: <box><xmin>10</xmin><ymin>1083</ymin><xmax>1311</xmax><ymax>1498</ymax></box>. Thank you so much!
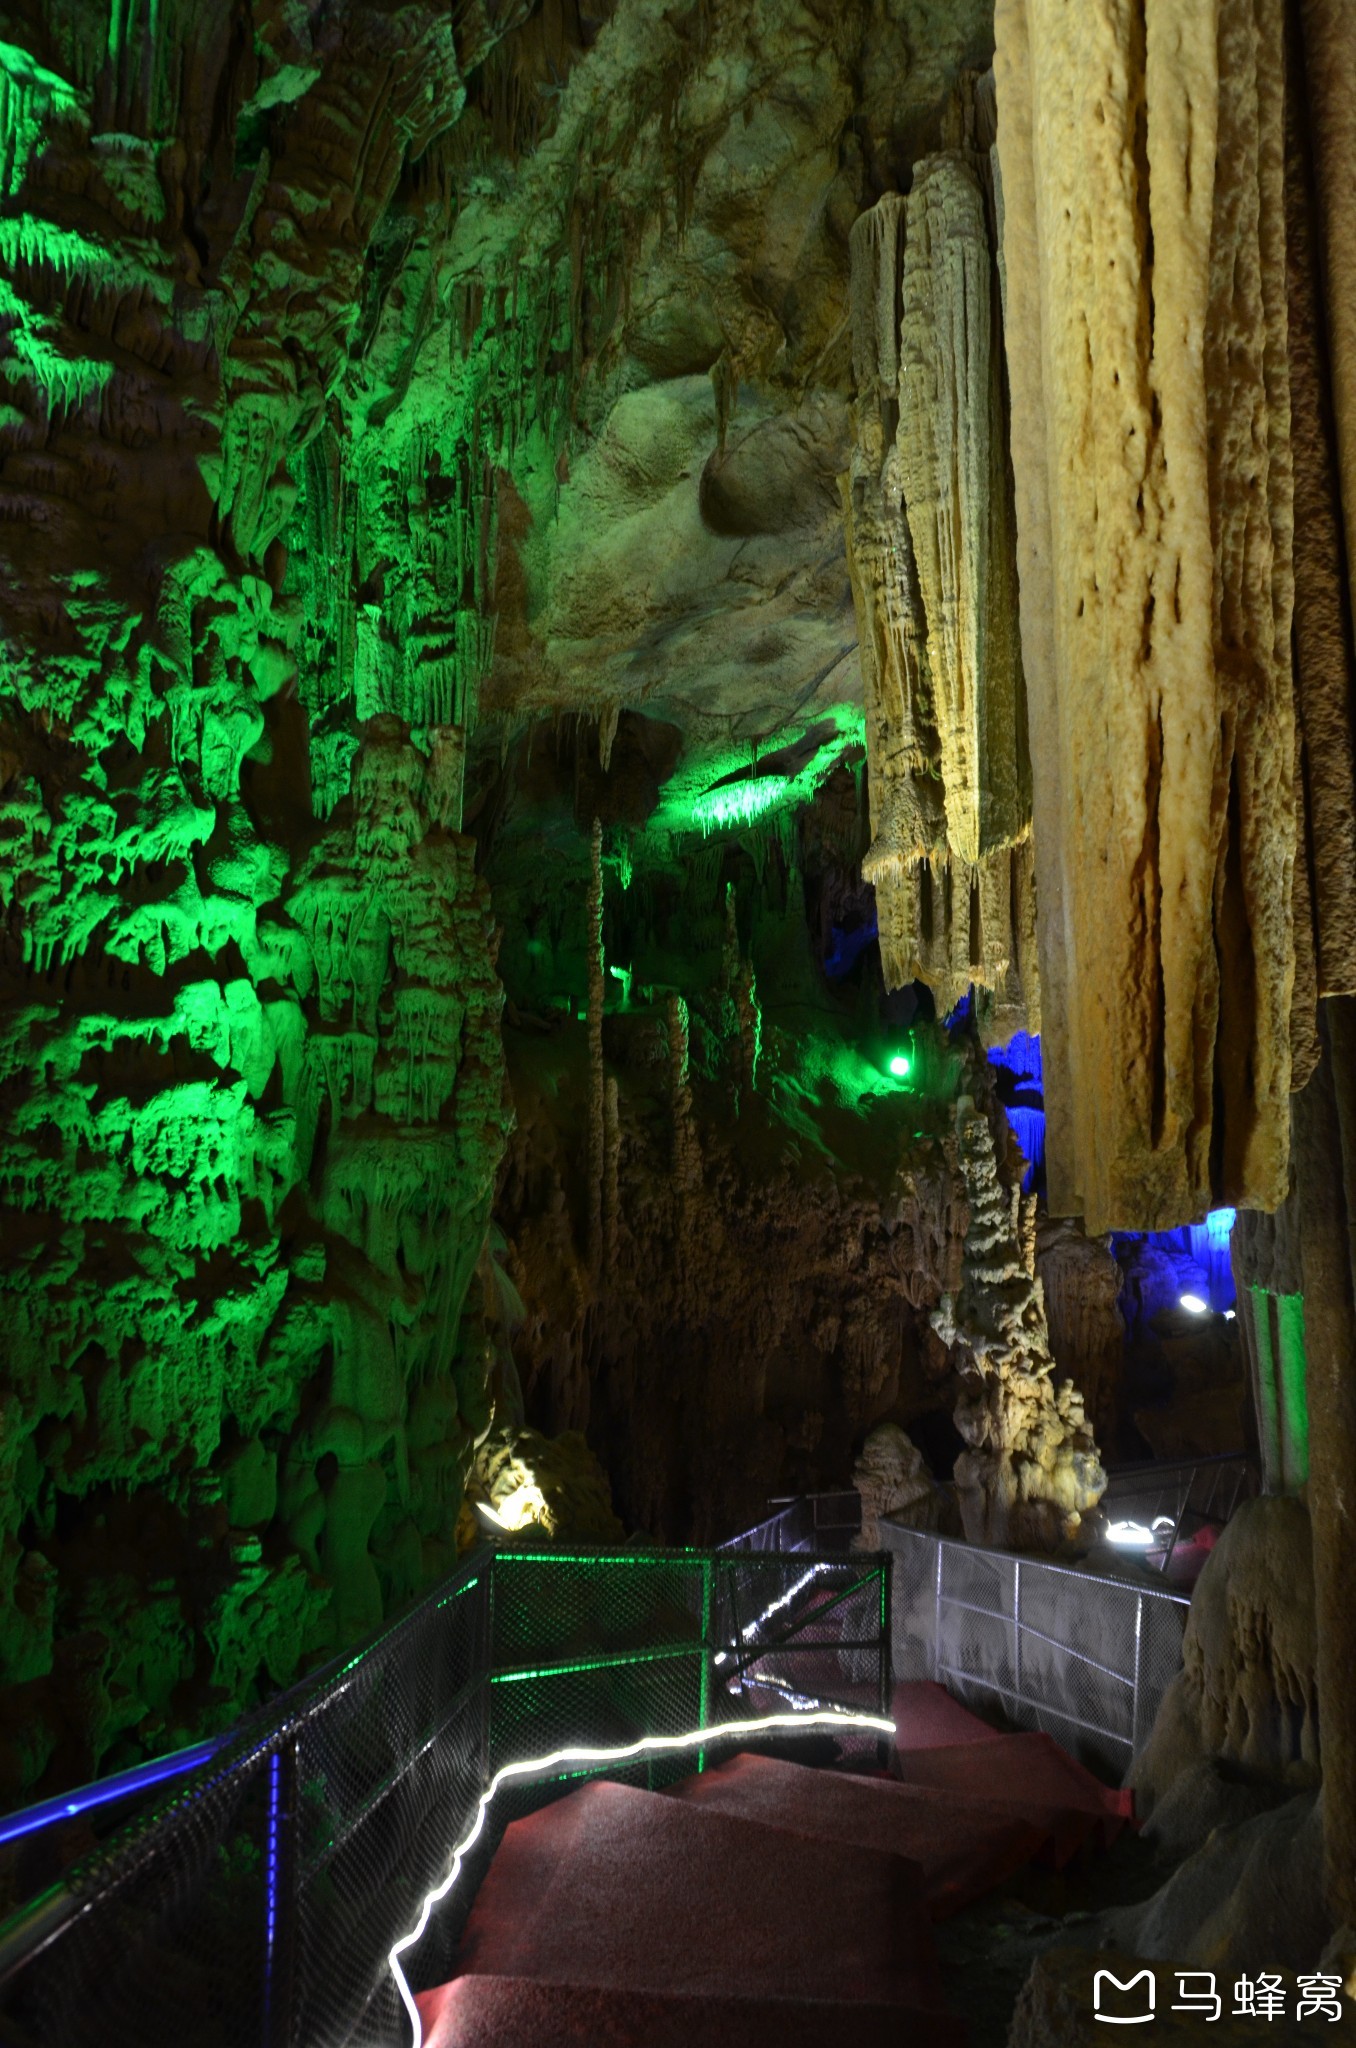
<box><xmin>0</xmin><ymin>0</ymin><xmax>1005</xmax><ymax>1802</ymax></box>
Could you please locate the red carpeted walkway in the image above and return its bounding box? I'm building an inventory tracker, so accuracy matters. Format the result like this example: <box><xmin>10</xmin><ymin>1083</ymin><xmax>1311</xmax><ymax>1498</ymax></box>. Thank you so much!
<box><xmin>415</xmin><ymin>1681</ymin><xmax>1134</xmax><ymax>2048</ymax></box>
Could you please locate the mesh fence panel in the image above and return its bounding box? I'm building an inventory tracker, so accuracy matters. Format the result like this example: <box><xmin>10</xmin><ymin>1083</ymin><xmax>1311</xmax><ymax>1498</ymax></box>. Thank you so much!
<box><xmin>1100</xmin><ymin>1455</ymin><xmax>1258</xmax><ymax>1568</ymax></box>
<box><xmin>719</xmin><ymin>1493</ymin><xmax>862</xmax><ymax>1556</ymax></box>
<box><xmin>880</xmin><ymin>1523</ymin><xmax>1189</xmax><ymax>1777</ymax></box>
<box><xmin>0</xmin><ymin>1534</ymin><xmax>888</xmax><ymax>2048</ymax></box>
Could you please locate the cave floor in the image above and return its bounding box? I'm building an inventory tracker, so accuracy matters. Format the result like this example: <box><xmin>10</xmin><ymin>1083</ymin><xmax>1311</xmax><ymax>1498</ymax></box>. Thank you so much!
<box><xmin>932</xmin><ymin>1828</ymin><xmax>1169</xmax><ymax>2045</ymax></box>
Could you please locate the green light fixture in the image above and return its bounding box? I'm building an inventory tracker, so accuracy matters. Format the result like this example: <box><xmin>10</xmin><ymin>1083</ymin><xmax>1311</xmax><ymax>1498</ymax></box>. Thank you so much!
<box><xmin>888</xmin><ymin>1053</ymin><xmax>911</xmax><ymax>1079</ymax></box>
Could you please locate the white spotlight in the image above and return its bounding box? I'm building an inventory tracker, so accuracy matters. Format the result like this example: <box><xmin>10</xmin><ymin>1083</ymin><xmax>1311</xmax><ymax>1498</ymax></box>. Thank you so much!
<box><xmin>1179</xmin><ymin>1292</ymin><xmax>1209</xmax><ymax>1314</ymax></box>
<box><xmin>1224</xmin><ymin>1309</ymin><xmax>1237</xmax><ymax>1321</ymax></box>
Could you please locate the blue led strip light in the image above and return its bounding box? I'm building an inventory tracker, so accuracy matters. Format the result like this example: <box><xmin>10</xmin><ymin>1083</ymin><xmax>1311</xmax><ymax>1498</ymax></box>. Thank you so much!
<box><xmin>262</xmin><ymin>1749</ymin><xmax>283</xmax><ymax>2040</ymax></box>
<box><xmin>388</xmin><ymin>1705</ymin><xmax>897</xmax><ymax>2048</ymax></box>
<box><xmin>0</xmin><ymin>1737</ymin><xmax>224</xmax><ymax>1849</ymax></box>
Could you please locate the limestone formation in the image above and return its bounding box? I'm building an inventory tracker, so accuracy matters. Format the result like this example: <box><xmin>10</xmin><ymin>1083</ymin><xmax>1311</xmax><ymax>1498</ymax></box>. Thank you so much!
<box><xmin>994</xmin><ymin>0</ymin><xmax>1298</xmax><ymax>1230</ymax></box>
<box><xmin>845</xmin><ymin>83</ymin><xmax>1035</xmax><ymax>1035</ymax></box>
<box><xmin>850</xmin><ymin>1424</ymin><xmax>938</xmax><ymax>1548</ymax></box>
<box><xmin>469</xmin><ymin>1424</ymin><xmax>624</xmax><ymax>1544</ymax></box>
<box><xmin>0</xmin><ymin>0</ymin><xmax>523</xmax><ymax>1794</ymax></box>
<box><xmin>1133</xmin><ymin>1496</ymin><xmax>1319</xmax><ymax>1815</ymax></box>
<box><xmin>896</xmin><ymin>148</ymin><xmax>1028</xmax><ymax>868</ymax></box>
<box><xmin>931</xmin><ymin>1073</ymin><xmax>1104</xmax><ymax>1551</ymax></box>
<box><xmin>1035</xmin><ymin>1217</ymin><xmax>1126</xmax><ymax>1444</ymax></box>
<box><xmin>1284</xmin><ymin>20</ymin><xmax>1356</xmax><ymax>1010</ymax></box>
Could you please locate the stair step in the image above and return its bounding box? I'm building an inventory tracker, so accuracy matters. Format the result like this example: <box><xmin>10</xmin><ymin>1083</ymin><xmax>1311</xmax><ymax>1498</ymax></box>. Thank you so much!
<box><xmin>665</xmin><ymin>1750</ymin><xmax>1052</xmax><ymax>1917</ymax></box>
<box><xmin>892</xmin><ymin>1681</ymin><xmax>1011</xmax><ymax>1751</ymax></box>
<box><xmin>452</xmin><ymin>1778</ymin><xmax>949</xmax><ymax>2012</ymax></box>
<box><xmin>417</xmin><ymin>1975</ymin><xmax>967</xmax><ymax>2048</ymax></box>
<box><xmin>892</xmin><ymin>1729</ymin><xmax>1134</xmax><ymax>1857</ymax></box>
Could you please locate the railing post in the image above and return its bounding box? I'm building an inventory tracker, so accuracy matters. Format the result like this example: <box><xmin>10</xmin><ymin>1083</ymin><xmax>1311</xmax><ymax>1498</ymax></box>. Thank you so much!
<box><xmin>878</xmin><ymin>1552</ymin><xmax>893</xmax><ymax>1769</ymax></box>
<box><xmin>933</xmin><ymin>1539</ymin><xmax>943</xmax><ymax>1683</ymax></box>
<box><xmin>698</xmin><ymin>1554</ymin><xmax>714</xmax><ymax>1772</ymax></box>
<box><xmin>481</xmin><ymin>1564</ymin><xmax>495</xmax><ymax>1794</ymax></box>
<box><xmin>1013</xmin><ymin>1558</ymin><xmax>1022</xmax><ymax>1707</ymax></box>
<box><xmin>263</xmin><ymin>1736</ymin><xmax>299</xmax><ymax>2048</ymax></box>
<box><xmin>1131</xmin><ymin>1590</ymin><xmax>1145</xmax><ymax>1754</ymax></box>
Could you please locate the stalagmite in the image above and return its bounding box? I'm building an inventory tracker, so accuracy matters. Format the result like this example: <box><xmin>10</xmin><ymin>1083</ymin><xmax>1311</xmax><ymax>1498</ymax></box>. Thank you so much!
<box><xmin>993</xmin><ymin>0</ymin><xmax>1297</xmax><ymax>1231</ymax></box>
<box><xmin>845</xmin><ymin>82</ymin><xmax>1036</xmax><ymax>1037</ymax></box>
<box><xmin>720</xmin><ymin>883</ymin><xmax>761</xmax><ymax>1094</ymax></box>
<box><xmin>603</xmin><ymin>1074</ymin><xmax>621</xmax><ymax>1281</ymax></box>
<box><xmin>932</xmin><ymin>1065</ymin><xmax>1105</xmax><ymax>1551</ymax></box>
<box><xmin>667</xmin><ymin>993</ymin><xmax>701</xmax><ymax>1193</ymax></box>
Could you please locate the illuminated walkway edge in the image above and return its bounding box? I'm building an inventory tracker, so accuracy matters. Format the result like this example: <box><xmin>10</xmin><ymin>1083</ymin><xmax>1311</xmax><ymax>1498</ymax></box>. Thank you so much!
<box><xmin>388</xmin><ymin>1705</ymin><xmax>897</xmax><ymax>2048</ymax></box>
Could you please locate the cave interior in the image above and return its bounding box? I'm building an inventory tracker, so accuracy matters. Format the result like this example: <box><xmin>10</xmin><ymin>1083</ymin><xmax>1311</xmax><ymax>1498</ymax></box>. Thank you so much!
<box><xmin>0</xmin><ymin>0</ymin><xmax>1355</xmax><ymax>2038</ymax></box>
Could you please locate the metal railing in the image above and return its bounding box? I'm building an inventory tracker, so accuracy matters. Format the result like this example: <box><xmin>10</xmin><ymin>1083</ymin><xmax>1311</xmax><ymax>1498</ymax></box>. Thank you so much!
<box><xmin>719</xmin><ymin>1490</ymin><xmax>863</xmax><ymax>1556</ymax></box>
<box><xmin>1099</xmin><ymin>1452</ymin><xmax>1257</xmax><ymax>1574</ymax></box>
<box><xmin>0</xmin><ymin>1535</ymin><xmax>891</xmax><ymax>2048</ymax></box>
<box><xmin>880</xmin><ymin>1523</ymin><xmax>1189</xmax><ymax>1777</ymax></box>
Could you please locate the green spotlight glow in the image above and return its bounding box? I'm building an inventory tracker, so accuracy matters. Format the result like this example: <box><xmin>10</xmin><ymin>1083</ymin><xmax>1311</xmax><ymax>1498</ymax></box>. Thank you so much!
<box><xmin>690</xmin><ymin>774</ymin><xmax>789</xmax><ymax>836</ymax></box>
<box><xmin>888</xmin><ymin>1053</ymin><xmax>911</xmax><ymax>1078</ymax></box>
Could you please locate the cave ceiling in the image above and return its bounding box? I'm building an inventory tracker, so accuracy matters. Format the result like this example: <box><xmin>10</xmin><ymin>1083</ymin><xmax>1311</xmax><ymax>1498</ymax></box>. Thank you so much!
<box><xmin>457</xmin><ymin>0</ymin><xmax>996</xmax><ymax>779</ymax></box>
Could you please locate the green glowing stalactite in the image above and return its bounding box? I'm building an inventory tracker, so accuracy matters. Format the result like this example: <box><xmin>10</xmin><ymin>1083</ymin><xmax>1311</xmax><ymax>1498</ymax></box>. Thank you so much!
<box><xmin>0</xmin><ymin>0</ymin><xmax>538</xmax><ymax>1798</ymax></box>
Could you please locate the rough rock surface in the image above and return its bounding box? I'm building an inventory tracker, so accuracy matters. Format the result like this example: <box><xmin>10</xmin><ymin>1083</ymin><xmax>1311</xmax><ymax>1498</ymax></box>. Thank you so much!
<box><xmin>1132</xmin><ymin>1496</ymin><xmax>1319</xmax><ymax>1817</ymax></box>
<box><xmin>469</xmin><ymin>1424</ymin><xmax>624</xmax><ymax>1543</ymax></box>
<box><xmin>994</xmin><ymin>0</ymin><xmax>1297</xmax><ymax>1230</ymax></box>
<box><xmin>1035</xmin><ymin>1217</ymin><xmax>1125</xmax><ymax>1445</ymax></box>
<box><xmin>851</xmin><ymin>1423</ymin><xmax>939</xmax><ymax>1547</ymax></box>
<box><xmin>1099</xmin><ymin>1792</ymin><xmax>1330</xmax><ymax>1978</ymax></box>
<box><xmin>0</xmin><ymin>0</ymin><xmax>523</xmax><ymax>1800</ymax></box>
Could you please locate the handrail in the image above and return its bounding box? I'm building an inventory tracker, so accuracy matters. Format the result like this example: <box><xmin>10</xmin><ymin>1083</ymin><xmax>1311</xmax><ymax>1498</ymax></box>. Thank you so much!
<box><xmin>0</xmin><ymin>1522</ymin><xmax>890</xmax><ymax>2048</ymax></box>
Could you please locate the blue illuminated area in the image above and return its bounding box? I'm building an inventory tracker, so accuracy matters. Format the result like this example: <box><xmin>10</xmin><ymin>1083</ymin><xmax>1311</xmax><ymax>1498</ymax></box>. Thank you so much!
<box><xmin>1113</xmin><ymin>1206</ymin><xmax>1238</xmax><ymax>1336</ymax></box>
<box><xmin>823</xmin><ymin>915</ymin><xmax>879</xmax><ymax>980</ymax></box>
<box><xmin>986</xmin><ymin>1029</ymin><xmax>1046</xmax><ymax>1195</ymax></box>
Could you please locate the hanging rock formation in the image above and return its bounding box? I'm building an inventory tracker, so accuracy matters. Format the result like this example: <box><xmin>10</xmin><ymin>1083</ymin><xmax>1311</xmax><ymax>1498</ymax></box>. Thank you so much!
<box><xmin>993</xmin><ymin>0</ymin><xmax>1299</xmax><ymax>1230</ymax></box>
<box><xmin>0</xmin><ymin>1</ymin><xmax>524</xmax><ymax>1796</ymax></box>
<box><xmin>844</xmin><ymin>79</ymin><xmax>1036</xmax><ymax>1035</ymax></box>
<box><xmin>932</xmin><ymin>1073</ymin><xmax>1105</xmax><ymax>1551</ymax></box>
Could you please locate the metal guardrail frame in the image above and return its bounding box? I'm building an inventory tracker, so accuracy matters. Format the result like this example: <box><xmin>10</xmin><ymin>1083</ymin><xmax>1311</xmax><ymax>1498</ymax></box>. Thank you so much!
<box><xmin>881</xmin><ymin>1522</ymin><xmax>1191</xmax><ymax>1775</ymax></box>
<box><xmin>719</xmin><ymin>1490</ymin><xmax>863</xmax><ymax>1556</ymax></box>
<box><xmin>1100</xmin><ymin>1452</ymin><xmax>1258</xmax><ymax>1575</ymax></box>
<box><xmin>0</xmin><ymin>1533</ymin><xmax>891</xmax><ymax>2048</ymax></box>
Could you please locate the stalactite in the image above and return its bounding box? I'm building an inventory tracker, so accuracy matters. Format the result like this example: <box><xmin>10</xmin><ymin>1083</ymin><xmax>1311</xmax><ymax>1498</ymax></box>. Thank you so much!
<box><xmin>0</xmin><ymin>0</ymin><xmax>525</xmax><ymax>1795</ymax></box>
<box><xmin>1296</xmin><ymin>0</ymin><xmax>1356</xmax><ymax>600</ymax></box>
<box><xmin>586</xmin><ymin>816</ymin><xmax>605</xmax><ymax>1274</ymax></box>
<box><xmin>844</xmin><ymin>80</ymin><xmax>1035</xmax><ymax>1038</ymax></box>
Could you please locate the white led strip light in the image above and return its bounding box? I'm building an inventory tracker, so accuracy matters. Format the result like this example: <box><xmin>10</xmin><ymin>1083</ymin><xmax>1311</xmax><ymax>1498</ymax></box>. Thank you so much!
<box><xmin>712</xmin><ymin>1567</ymin><xmax>820</xmax><ymax>1665</ymax></box>
<box><xmin>388</xmin><ymin>1705</ymin><xmax>896</xmax><ymax>2048</ymax></box>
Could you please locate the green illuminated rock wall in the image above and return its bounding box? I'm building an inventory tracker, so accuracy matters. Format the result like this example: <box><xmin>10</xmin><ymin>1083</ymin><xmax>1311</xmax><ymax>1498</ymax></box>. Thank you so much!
<box><xmin>0</xmin><ymin>1</ymin><xmax>527</xmax><ymax>1801</ymax></box>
